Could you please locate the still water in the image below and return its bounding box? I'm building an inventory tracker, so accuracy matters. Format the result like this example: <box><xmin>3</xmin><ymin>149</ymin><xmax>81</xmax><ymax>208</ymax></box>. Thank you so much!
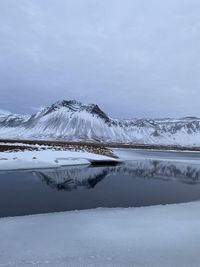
<box><xmin>1</xmin><ymin>149</ymin><xmax>200</xmax><ymax>217</ymax></box>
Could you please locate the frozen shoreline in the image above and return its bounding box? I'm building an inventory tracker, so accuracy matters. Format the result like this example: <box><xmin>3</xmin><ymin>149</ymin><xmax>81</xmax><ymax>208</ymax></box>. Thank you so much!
<box><xmin>0</xmin><ymin>150</ymin><xmax>119</xmax><ymax>170</ymax></box>
<box><xmin>1</xmin><ymin>146</ymin><xmax>200</xmax><ymax>171</ymax></box>
<box><xmin>0</xmin><ymin>201</ymin><xmax>200</xmax><ymax>266</ymax></box>
<box><xmin>113</xmin><ymin>147</ymin><xmax>200</xmax><ymax>164</ymax></box>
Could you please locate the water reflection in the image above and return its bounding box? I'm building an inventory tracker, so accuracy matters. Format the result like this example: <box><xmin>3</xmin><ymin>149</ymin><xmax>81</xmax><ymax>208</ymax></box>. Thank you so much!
<box><xmin>33</xmin><ymin>160</ymin><xmax>200</xmax><ymax>192</ymax></box>
<box><xmin>1</xmin><ymin>159</ymin><xmax>200</xmax><ymax>217</ymax></box>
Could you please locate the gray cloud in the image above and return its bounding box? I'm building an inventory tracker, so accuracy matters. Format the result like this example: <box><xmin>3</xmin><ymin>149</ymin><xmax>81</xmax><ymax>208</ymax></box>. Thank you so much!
<box><xmin>0</xmin><ymin>0</ymin><xmax>200</xmax><ymax>118</ymax></box>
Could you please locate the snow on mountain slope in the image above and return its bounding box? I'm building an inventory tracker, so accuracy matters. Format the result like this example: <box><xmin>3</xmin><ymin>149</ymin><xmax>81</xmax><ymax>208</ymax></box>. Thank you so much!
<box><xmin>0</xmin><ymin>100</ymin><xmax>200</xmax><ymax>146</ymax></box>
<box><xmin>0</xmin><ymin>109</ymin><xmax>11</xmax><ymax>116</ymax></box>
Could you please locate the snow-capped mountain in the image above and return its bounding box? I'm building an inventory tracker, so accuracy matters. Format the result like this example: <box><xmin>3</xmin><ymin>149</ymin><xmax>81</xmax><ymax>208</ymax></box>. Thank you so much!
<box><xmin>0</xmin><ymin>100</ymin><xmax>200</xmax><ymax>146</ymax></box>
<box><xmin>0</xmin><ymin>109</ymin><xmax>11</xmax><ymax>116</ymax></box>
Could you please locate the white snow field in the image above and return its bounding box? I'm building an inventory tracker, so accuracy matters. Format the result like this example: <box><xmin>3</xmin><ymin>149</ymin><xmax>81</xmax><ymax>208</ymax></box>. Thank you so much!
<box><xmin>0</xmin><ymin>201</ymin><xmax>200</xmax><ymax>267</ymax></box>
<box><xmin>0</xmin><ymin>150</ymin><xmax>119</xmax><ymax>170</ymax></box>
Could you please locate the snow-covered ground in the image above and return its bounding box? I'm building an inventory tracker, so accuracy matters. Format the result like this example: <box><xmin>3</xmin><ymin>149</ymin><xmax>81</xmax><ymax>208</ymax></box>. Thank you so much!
<box><xmin>0</xmin><ymin>150</ymin><xmax>119</xmax><ymax>170</ymax></box>
<box><xmin>0</xmin><ymin>202</ymin><xmax>199</xmax><ymax>267</ymax></box>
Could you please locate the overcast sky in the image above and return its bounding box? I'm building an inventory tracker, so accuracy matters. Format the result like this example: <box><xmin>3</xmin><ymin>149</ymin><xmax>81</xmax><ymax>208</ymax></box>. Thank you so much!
<box><xmin>0</xmin><ymin>0</ymin><xmax>200</xmax><ymax>118</ymax></box>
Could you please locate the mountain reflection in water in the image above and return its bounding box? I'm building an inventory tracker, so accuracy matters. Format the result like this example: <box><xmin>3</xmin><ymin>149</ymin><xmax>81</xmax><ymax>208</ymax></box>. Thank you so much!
<box><xmin>33</xmin><ymin>160</ymin><xmax>200</xmax><ymax>192</ymax></box>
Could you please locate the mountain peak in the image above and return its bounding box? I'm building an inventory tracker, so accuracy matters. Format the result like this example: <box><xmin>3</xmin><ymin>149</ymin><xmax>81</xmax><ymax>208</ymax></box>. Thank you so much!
<box><xmin>40</xmin><ymin>100</ymin><xmax>82</xmax><ymax>116</ymax></box>
<box><xmin>52</xmin><ymin>100</ymin><xmax>82</xmax><ymax>110</ymax></box>
<box><xmin>41</xmin><ymin>100</ymin><xmax>110</xmax><ymax>122</ymax></box>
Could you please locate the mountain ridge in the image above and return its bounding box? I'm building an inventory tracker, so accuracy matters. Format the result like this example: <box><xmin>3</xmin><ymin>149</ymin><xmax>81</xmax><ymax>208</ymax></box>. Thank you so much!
<box><xmin>1</xmin><ymin>100</ymin><xmax>200</xmax><ymax>146</ymax></box>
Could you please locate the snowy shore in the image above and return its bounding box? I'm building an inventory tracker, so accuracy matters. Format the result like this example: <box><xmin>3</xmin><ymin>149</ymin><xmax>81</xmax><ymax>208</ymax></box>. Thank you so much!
<box><xmin>0</xmin><ymin>150</ymin><xmax>119</xmax><ymax>170</ymax></box>
<box><xmin>1</xmin><ymin>145</ymin><xmax>200</xmax><ymax>171</ymax></box>
<box><xmin>0</xmin><ymin>201</ymin><xmax>200</xmax><ymax>267</ymax></box>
